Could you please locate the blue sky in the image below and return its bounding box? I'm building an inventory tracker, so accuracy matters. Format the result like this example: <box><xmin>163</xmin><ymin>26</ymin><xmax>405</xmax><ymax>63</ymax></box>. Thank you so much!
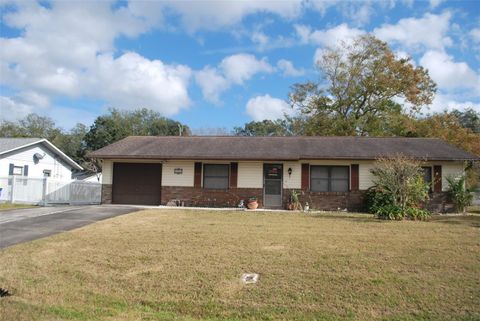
<box><xmin>1</xmin><ymin>0</ymin><xmax>479</xmax><ymax>132</ymax></box>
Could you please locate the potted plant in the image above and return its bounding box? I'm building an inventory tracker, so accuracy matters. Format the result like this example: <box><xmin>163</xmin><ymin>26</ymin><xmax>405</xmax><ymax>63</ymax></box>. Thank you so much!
<box><xmin>247</xmin><ymin>196</ymin><xmax>258</xmax><ymax>209</ymax></box>
<box><xmin>287</xmin><ymin>190</ymin><xmax>303</xmax><ymax>211</ymax></box>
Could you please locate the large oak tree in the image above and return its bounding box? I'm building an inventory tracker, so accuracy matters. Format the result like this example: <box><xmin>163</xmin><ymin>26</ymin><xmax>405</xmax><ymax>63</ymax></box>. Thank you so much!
<box><xmin>289</xmin><ymin>35</ymin><xmax>437</xmax><ymax>136</ymax></box>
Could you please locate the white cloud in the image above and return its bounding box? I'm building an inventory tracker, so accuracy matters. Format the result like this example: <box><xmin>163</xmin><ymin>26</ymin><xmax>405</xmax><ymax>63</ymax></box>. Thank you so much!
<box><xmin>295</xmin><ymin>23</ymin><xmax>364</xmax><ymax>48</ymax></box>
<box><xmin>0</xmin><ymin>1</ymin><xmax>192</xmax><ymax>119</ymax></box>
<box><xmin>429</xmin><ymin>0</ymin><xmax>444</xmax><ymax>8</ymax></box>
<box><xmin>374</xmin><ymin>12</ymin><xmax>452</xmax><ymax>50</ymax></box>
<box><xmin>195</xmin><ymin>54</ymin><xmax>274</xmax><ymax>104</ymax></box>
<box><xmin>92</xmin><ymin>53</ymin><xmax>192</xmax><ymax>115</ymax></box>
<box><xmin>220</xmin><ymin>54</ymin><xmax>274</xmax><ymax>84</ymax></box>
<box><xmin>277</xmin><ymin>59</ymin><xmax>305</xmax><ymax>77</ymax></box>
<box><xmin>194</xmin><ymin>67</ymin><xmax>231</xmax><ymax>105</ymax></box>
<box><xmin>0</xmin><ymin>96</ymin><xmax>35</xmax><ymax>121</ymax></box>
<box><xmin>251</xmin><ymin>31</ymin><xmax>270</xmax><ymax>48</ymax></box>
<box><xmin>419</xmin><ymin>51</ymin><xmax>480</xmax><ymax>90</ymax></box>
<box><xmin>470</xmin><ymin>28</ymin><xmax>480</xmax><ymax>43</ymax></box>
<box><xmin>161</xmin><ymin>0</ymin><xmax>304</xmax><ymax>32</ymax></box>
<box><xmin>245</xmin><ymin>94</ymin><xmax>293</xmax><ymax>121</ymax></box>
<box><xmin>428</xmin><ymin>93</ymin><xmax>480</xmax><ymax>113</ymax></box>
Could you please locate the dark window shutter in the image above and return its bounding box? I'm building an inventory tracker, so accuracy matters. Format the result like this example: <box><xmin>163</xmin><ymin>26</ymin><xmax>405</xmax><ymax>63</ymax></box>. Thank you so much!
<box><xmin>433</xmin><ymin>165</ymin><xmax>442</xmax><ymax>192</ymax></box>
<box><xmin>229</xmin><ymin>162</ymin><xmax>238</xmax><ymax>188</ymax></box>
<box><xmin>350</xmin><ymin>164</ymin><xmax>359</xmax><ymax>191</ymax></box>
<box><xmin>9</xmin><ymin>163</ymin><xmax>14</xmax><ymax>175</ymax></box>
<box><xmin>194</xmin><ymin>162</ymin><xmax>202</xmax><ymax>188</ymax></box>
<box><xmin>301</xmin><ymin>163</ymin><xmax>310</xmax><ymax>190</ymax></box>
<box><xmin>23</xmin><ymin>165</ymin><xmax>29</xmax><ymax>177</ymax></box>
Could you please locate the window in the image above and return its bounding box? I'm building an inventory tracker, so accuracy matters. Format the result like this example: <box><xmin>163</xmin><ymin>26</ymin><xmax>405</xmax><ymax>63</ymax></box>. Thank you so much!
<box><xmin>310</xmin><ymin>166</ymin><xmax>349</xmax><ymax>192</ymax></box>
<box><xmin>203</xmin><ymin>164</ymin><xmax>229</xmax><ymax>189</ymax></box>
<box><xmin>13</xmin><ymin>166</ymin><xmax>23</xmax><ymax>176</ymax></box>
<box><xmin>43</xmin><ymin>170</ymin><xmax>51</xmax><ymax>177</ymax></box>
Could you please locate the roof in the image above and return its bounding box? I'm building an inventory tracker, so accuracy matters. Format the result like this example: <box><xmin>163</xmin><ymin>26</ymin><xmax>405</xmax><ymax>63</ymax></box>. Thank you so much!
<box><xmin>0</xmin><ymin>138</ymin><xmax>83</xmax><ymax>170</ymax></box>
<box><xmin>89</xmin><ymin>136</ymin><xmax>479</xmax><ymax>161</ymax></box>
<box><xmin>0</xmin><ymin>137</ymin><xmax>42</xmax><ymax>153</ymax></box>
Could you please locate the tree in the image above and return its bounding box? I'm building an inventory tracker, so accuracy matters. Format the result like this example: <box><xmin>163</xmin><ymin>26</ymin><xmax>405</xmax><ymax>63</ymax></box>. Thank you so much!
<box><xmin>289</xmin><ymin>35</ymin><xmax>436</xmax><ymax>136</ymax></box>
<box><xmin>0</xmin><ymin>114</ymin><xmax>62</xmax><ymax>141</ymax></box>
<box><xmin>52</xmin><ymin>123</ymin><xmax>88</xmax><ymax>166</ymax></box>
<box><xmin>452</xmin><ymin>108</ymin><xmax>480</xmax><ymax>133</ymax></box>
<box><xmin>233</xmin><ymin>119</ymin><xmax>293</xmax><ymax>136</ymax></box>
<box><xmin>84</xmin><ymin>108</ymin><xmax>191</xmax><ymax>151</ymax></box>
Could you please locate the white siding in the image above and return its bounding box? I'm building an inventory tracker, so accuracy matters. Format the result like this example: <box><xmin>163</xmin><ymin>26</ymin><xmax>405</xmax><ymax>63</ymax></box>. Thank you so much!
<box><xmin>162</xmin><ymin>161</ymin><xmax>194</xmax><ymax>187</ymax></box>
<box><xmin>439</xmin><ymin>162</ymin><xmax>464</xmax><ymax>191</ymax></box>
<box><xmin>0</xmin><ymin>144</ymin><xmax>73</xmax><ymax>180</ymax></box>
<box><xmin>238</xmin><ymin>162</ymin><xmax>263</xmax><ymax>188</ymax></box>
<box><xmin>283</xmin><ymin>162</ymin><xmax>301</xmax><ymax>189</ymax></box>
<box><xmin>102</xmin><ymin>160</ymin><xmax>113</xmax><ymax>184</ymax></box>
<box><xmin>359</xmin><ymin>163</ymin><xmax>375</xmax><ymax>190</ymax></box>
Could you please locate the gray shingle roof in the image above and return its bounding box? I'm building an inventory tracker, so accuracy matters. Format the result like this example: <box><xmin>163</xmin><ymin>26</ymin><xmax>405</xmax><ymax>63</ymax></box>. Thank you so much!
<box><xmin>89</xmin><ymin>136</ymin><xmax>479</xmax><ymax>161</ymax></box>
<box><xmin>0</xmin><ymin>138</ymin><xmax>43</xmax><ymax>154</ymax></box>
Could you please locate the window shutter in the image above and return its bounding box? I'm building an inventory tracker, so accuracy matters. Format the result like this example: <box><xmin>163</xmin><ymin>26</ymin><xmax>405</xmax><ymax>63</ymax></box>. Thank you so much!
<box><xmin>433</xmin><ymin>165</ymin><xmax>442</xmax><ymax>192</ymax></box>
<box><xmin>23</xmin><ymin>165</ymin><xmax>29</xmax><ymax>177</ymax></box>
<box><xmin>301</xmin><ymin>163</ymin><xmax>310</xmax><ymax>190</ymax></box>
<box><xmin>229</xmin><ymin>162</ymin><xmax>238</xmax><ymax>188</ymax></box>
<box><xmin>9</xmin><ymin>163</ymin><xmax>14</xmax><ymax>175</ymax></box>
<box><xmin>194</xmin><ymin>162</ymin><xmax>202</xmax><ymax>188</ymax></box>
<box><xmin>350</xmin><ymin>164</ymin><xmax>359</xmax><ymax>191</ymax></box>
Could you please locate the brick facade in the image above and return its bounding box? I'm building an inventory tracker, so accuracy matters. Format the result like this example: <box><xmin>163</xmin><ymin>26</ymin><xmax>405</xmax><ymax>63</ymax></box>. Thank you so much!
<box><xmin>283</xmin><ymin>189</ymin><xmax>364</xmax><ymax>211</ymax></box>
<box><xmin>161</xmin><ymin>186</ymin><xmax>263</xmax><ymax>208</ymax></box>
<box><xmin>101</xmin><ymin>184</ymin><xmax>112</xmax><ymax>204</ymax></box>
<box><xmin>101</xmin><ymin>185</ymin><xmax>452</xmax><ymax>213</ymax></box>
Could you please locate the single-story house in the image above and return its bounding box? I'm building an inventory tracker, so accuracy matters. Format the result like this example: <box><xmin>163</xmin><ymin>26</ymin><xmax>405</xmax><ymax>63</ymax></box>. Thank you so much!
<box><xmin>89</xmin><ymin>136</ymin><xmax>479</xmax><ymax>212</ymax></box>
<box><xmin>0</xmin><ymin>138</ymin><xmax>83</xmax><ymax>180</ymax></box>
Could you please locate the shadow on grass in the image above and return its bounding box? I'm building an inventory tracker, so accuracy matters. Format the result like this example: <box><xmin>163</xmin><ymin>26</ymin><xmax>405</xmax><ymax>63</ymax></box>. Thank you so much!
<box><xmin>307</xmin><ymin>213</ymin><xmax>385</xmax><ymax>224</ymax></box>
<box><xmin>430</xmin><ymin>215</ymin><xmax>480</xmax><ymax>228</ymax></box>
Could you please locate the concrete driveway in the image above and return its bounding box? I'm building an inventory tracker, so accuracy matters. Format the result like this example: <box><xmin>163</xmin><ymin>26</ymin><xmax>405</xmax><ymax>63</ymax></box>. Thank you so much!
<box><xmin>0</xmin><ymin>205</ymin><xmax>141</xmax><ymax>249</ymax></box>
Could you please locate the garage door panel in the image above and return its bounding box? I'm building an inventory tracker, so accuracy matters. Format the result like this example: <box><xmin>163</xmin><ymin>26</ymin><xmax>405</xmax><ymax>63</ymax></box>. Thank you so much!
<box><xmin>112</xmin><ymin>163</ymin><xmax>161</xmax><ymax>205</ymax></box>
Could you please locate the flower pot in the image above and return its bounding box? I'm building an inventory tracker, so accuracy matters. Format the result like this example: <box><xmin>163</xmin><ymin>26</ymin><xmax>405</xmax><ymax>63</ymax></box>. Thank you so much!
<box><xmin>287</xmin><ymin>203</ymin><xmax>294</xmax><ymax>210</ymax></box>
<box><xmin>247</xmin><ymin>200</ymin><xmax>258</xmax><ymax>210</ymax></box>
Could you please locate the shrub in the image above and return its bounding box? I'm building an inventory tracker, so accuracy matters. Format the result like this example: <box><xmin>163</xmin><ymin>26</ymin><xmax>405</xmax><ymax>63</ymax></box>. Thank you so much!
<box><xmin>404</xmin><ymin>207</ymin><xmax>431</xmax><ymax>221</ymax></box>
<box><xmin>368</xmin><ymin>155</ymin><xmax>431</xmax><ymax>220</ymax></box>
<box><xmin>364</xmin><ymin>187</ymin><xmax>394</xmax><ymax>214</ymax></box>
<box><xmin>446</xmin><ymin>175</ymin><xmax>473</xmax><ymax>213</ymax></box>
<box><xmin>375</xmin><ymin>204</ymin><xmax>404</xmax><ymax>220</ymax></box>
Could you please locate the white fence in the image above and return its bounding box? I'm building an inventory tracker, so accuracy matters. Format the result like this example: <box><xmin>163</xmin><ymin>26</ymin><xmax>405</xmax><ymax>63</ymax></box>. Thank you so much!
<box><xmin>0</xmin><ymin>176</ymin><xmax>101</xmax><ymax>205</ymax></box>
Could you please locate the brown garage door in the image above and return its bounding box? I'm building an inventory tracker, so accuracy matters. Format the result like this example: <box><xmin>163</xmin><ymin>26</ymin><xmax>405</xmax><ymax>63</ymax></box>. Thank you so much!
<box><xmin>112</xmin><ymin>163</ymin><xmax>162</xmax><ymax>205</ymax></box>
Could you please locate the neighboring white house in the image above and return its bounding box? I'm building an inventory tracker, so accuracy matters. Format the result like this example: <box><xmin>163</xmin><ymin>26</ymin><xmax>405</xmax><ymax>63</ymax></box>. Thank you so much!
<box><xmin>73</xmin><ymin>172</ymin><xmax>102</xmax><ymax>183</ymax></box>
<box><xmin>0</xmin><ymin>138</ymin><xmax>83</xmax><ymax>180</ymax></box>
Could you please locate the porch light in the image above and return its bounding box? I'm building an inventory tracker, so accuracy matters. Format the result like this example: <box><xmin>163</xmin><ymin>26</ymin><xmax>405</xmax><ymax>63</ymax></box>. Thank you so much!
<box><xmin>288</xmin><ymin>167</ymin><xmax>292</xmax><ymax>177</ymax></box>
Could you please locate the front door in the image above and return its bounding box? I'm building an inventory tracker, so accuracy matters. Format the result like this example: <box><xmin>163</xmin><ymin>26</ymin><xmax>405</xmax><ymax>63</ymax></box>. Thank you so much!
<box><xmin>264</xmin><ymin>164</ymin><xmax>283</xmax><ymax>208</ymax></box>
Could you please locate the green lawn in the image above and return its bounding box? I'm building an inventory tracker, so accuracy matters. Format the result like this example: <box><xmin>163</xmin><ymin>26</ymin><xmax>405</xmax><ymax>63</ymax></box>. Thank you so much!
<box><xmin>0</xmin><ymin>209</ymin><xmax>479</xmax><ymax>321</ymax></box>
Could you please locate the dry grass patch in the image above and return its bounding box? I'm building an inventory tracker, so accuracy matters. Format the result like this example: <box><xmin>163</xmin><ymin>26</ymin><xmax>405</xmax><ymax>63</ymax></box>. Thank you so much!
<box><xmin>0</xmin><ymin>209</ymin><xmax>479</xmax><ymax>321</ymax></box>
<box><xmin>0</xmin><ymin>203</ymin><xmax>35</xmax><ymax>211</ymax></box>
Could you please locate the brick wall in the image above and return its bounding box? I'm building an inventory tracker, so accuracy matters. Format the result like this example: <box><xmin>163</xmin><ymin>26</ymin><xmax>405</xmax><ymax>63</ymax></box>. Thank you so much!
<box><xmin>101</xmin><ymin>184</ymin><xmax>112</xmax><ymax>204</ymax></box>
<box><xmin>161</xmin><ymin>186</ymin><xmax>263</xmax><ymax>208</ymax></box>
<box><xmin>283</xmin><ymin>189</ymin><xmax>364</xmax><ymax>211</ymax></box>
<box><xmin>103</xmin><ymin>184</ymin><xmax>453</xmax><ymax>213</ymax></box>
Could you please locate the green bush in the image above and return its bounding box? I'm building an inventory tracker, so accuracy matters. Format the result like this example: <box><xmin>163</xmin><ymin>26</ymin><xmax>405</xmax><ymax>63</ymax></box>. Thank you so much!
<box><xmin>404</xmin><ymin>207</ymin><xmax>430</xmax><ymax>221</ymax></box>
<box><xmin>446</xmin><ymin>175</ymin><xmax>473</xmax><ymax>213</ymax></box>
<box><xmin>375</xmin><ymin>204</ymin><xmax>404</xmax><ymax>220</ymax></box>
<box><xmin>375</xmin><ymin>205</ymin><xmax>430</xmax><ymax>221</ymax></box>
<box><xmin>364</xmin><ymin>187</ymin><xmax>395</xmax><ymax>214</ymax></box>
